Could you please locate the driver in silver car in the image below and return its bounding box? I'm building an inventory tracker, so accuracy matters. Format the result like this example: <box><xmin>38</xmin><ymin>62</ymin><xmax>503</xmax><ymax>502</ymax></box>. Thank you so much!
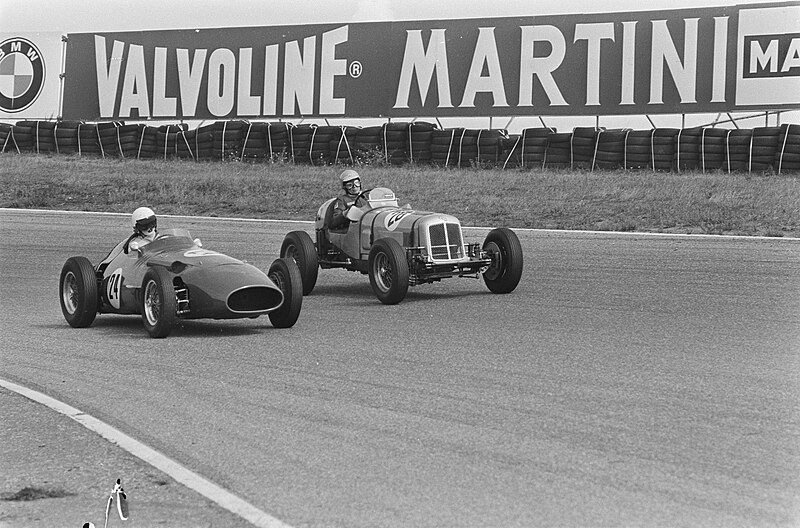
<box><xmin>331</xmin><ymin>169</ymin><xmax>362</xmax><ymax>230</ymax></box>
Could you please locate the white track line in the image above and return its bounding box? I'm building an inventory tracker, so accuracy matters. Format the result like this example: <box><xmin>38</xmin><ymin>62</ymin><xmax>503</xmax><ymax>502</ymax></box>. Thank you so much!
<box><xmin>3</xmin><ymin>207</ymin><xmax>798</xmax><ymax>240</ymax></box>
<box><xmin>0</xmin><ymin>378</ymin><xmax>293</xmax><ymax>528</ymax></box>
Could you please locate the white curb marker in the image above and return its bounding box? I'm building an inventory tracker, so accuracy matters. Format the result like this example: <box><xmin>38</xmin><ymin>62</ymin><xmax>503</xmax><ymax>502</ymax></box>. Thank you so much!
<box><xmin>0</xmin><ymin>378</ymin><xmax>293</xmax><ymax>528</ymax></box>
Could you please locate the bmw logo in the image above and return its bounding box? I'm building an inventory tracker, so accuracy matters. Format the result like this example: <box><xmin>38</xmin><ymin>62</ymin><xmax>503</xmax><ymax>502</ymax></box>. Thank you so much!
<box><xmin>0</xmin><ymin>37</ymin><xmax>45</xmax><ymax>113</ymax></box>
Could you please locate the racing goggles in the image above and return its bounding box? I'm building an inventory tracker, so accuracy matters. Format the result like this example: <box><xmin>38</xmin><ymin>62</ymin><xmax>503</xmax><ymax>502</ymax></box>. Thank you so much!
<box><xmin>344</xmin><ymin>179</ymin><xmax>361</xmax><ymax>190</ymax></box>
<box><xmin>136</xmin><ymin>216</ymin><xmax>157</xmax><ymax>233</ymax></box>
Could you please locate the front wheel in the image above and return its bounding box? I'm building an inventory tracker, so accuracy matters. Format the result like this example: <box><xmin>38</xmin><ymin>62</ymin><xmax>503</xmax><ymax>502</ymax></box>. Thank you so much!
<box><xmin>59</xmin><ymin>256</ymin><xmax>98</xmax><ymax>328</ymax></box>
<box><xmin>268</xmin><ymin>258</ymin><xmax>303</xmax><ymax>328</ymax></box>
<box><xmin>280</xmin><ymin>231</ymin><xmax>318</xmax><ymax>296</ymax></box>
<box><xmin>141</xmin><ymin>267</ymin><xmax>176</xmax><ymax>338</ymax></box>
<box><xmin>368</xmin><ymin>238</ymin><xmax>409</xmax><ymax>305</ymax></box>
<box><xmin>482</xmin><ymin>228</ymin><xmax>523</xmax><ymax>294</ymax></box>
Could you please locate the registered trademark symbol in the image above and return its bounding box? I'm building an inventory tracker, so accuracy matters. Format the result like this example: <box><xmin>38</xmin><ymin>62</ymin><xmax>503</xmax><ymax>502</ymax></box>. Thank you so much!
<box><xmin>349</xmin><ymin>61</ymin><xmax>363</xmax><ymax>78</ymax></box>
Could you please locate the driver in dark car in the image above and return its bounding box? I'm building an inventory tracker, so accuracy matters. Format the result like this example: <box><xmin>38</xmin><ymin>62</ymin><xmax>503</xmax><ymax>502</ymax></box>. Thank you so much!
<box><xmin>130</xmin><ymin>206</ymin><xmax>158</xmax><ymax>246</ymax></box>
<box><xmin>97</xmin><ymin>206</ymin><xmax>159</xmax><ymax>270</ymax></box>
<box><xmin>330</xmin><ymin>169</ymin><xmax>362</xmax><ymax>229</ymax></box>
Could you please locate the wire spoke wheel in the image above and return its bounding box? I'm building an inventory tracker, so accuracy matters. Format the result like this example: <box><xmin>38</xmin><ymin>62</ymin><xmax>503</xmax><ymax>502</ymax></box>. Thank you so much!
<box><xmin>143</xmin><ymin>280</ymin><xmax>162</xmax><ymax>326</ymax></box>
<box><xmin>58</xmin><ymin>256</ymin><xmax>98</xmax><ymax>328</ymax></box>
<box><xmin>368</xmin><ymin>238</ymin><xmax>409</xmax><ymax>304</ymax></box>
<box><xmin>373</xmin><ymin>252</ymin><xmax>393</xmax><ymax>292</ymax></box>
<box><xmin>140</xmin><ymin>267</ymin><xmax>176</xmax><ymax>338</ymax></box>
<box><xmin>61</xmin><ymin>271</ymin><xmax>79</xmax><ymax>314</ymax></box>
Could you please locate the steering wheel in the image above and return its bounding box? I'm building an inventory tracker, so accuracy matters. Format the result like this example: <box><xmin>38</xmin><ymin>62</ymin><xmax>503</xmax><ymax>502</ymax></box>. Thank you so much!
<box><xmin>353</xmin><ymin>188</ymin><xmax>372</xmax><ymax>208</ymax></box>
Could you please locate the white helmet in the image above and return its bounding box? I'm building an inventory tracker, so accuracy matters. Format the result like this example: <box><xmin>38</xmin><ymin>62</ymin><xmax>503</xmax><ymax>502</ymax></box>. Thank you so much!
<box><xmin>339</xmin><ymin>169</ymin><xmax>361</xmax><ymax>195</ymax></box>
<box><xmin>132</xmin><ymin>206</ymin><xmax>157</xmax><ymax>241</ymax></box>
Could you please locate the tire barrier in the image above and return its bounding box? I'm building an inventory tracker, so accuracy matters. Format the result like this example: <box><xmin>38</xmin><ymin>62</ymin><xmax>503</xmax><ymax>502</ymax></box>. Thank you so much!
<box><xmin>2</xmin><ymin>119</ymin><xmax>798</xmax><ymax>173</ymax></box>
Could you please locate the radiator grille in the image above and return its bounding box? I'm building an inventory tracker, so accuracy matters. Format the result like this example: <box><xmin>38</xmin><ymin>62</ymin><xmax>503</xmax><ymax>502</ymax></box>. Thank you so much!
<box><xmin>428</xmin><ymin>223</ymin><xmax>464</xmax><ymax>260</ymax></box>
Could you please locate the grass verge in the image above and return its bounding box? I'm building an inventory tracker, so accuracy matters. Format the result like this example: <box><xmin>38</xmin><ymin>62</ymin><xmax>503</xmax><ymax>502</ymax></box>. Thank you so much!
<box><xmin>2</xmin><ymin>154</ymin><xmax>799</xmax><ymax>237</ymax></box>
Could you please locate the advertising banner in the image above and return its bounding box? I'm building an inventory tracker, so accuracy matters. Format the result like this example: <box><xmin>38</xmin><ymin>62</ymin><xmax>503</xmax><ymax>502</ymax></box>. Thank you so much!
<box><xmin>51</xmin><ymin>1</ymin><xmax>800</xmax><ymax>120</ymax></box>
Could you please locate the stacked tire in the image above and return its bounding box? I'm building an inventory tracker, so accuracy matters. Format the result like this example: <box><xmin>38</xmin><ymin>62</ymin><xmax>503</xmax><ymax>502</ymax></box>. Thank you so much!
<box><xmin>75</xmin><ymin>123</ymin><xmax>101</xmax><ymax>156</ymax></box>
<box><xmin>10</xmin><ymin>122</ymin><xmax>33</xmax><ymax>151</ymax></box>
<box><xmin>95</xmin><ymin>122</ymin><xmax>126</xmax><ymax>158</ymax></box>
<box><xmin>289</xmin><ymin>124</ymin><xmax>315</xmax><ymax>163</ymax></box>
<box><xmin>509</xmin><ymin>127</ymin><xmax>553</xmax><ymax>169</ymax></box>
<box><xmin>210</xmin><ymin>120</ymin><xmax>247</xmax><ymax>161</ymax></box>
<box><xmin>265</xmin><ymin>122</ymin><xmax>292</xmax><ymax>162</ymax></box>
<box><xmin>476</xmin><ymin>129</ymin><xmax>507</xmax><ymax>166</ymax></box>
<box><xmin>117</xmin><ymin>124</ymin><xmax>146</xmax><ymax>159</ymax></box>
<box><xmin>135</xmin><ymin>125</ymin><xmax>160</xmax><ymax>159</ymax></box>
<box><xmin>430</xmin><ymin>128</ymin><xmax>460</xmax><ymax>167</ymax></box>
<box><xmin>383</xmin><ymin>122</ymin><xmax>409</xmax><ymax>165</ymax></box>
<box><xmin>544</xmin><ymin>132</ymin><xmax>572</xmax><ymax>168</ymax></box>
<box><xmin>35</xmin><ymin>120</ymin><xmax>57</xmax><ymax>154</ymax></box>
<box><xmin>155</xmin><ymin>124</ymin><xmax>188</xmax><ymax>160</ymax></box>
<box><xmin>192</xmin><ymin>123</ymin><xmax>217</xmax><ymax>161</ymax></box>
<box><xmin>651</xmin><ymin>128</ymin><xmax>679</xmax><ymax>171</ymax></box>
<box><xmin>623</xmin><ymin>130</ymin><xmax>652</xmax><ymax>170</ymax></box>
<box><xmin>571</xmin><ymin>127</ymin><xmax>598</xmax><ymax>169</ymax></box>
<box><xmin>699</xmin><ymin>128</ymin><xmax>727</xmax><ymax>171</ymax></box>
<box><xmin>3</xmin><ymin>118</ymin><xmax>798</xmax><ymax>174</ymax></box>
<box><xmin>240</xmin><ymin>122</ymin><xmax>268</xmax><ymax>161</ymax></box>
<box><xmin>724</xmin><ymin>129</ymin><xmax>753</xmax><ymax>172</ymax></box>
<box><xmin>13</xmin><ymin>121</ymin><xmax>55</xmax><ymax>153</ymax></box>
<box><xmin>593</xmin><ymin>129</ymin><xmax>626</xmax><ymax>170</ymax></box>
<box><xmin>53</xmin><ymin>121</ymin><xmax>81</xmax><ymax>155</ymax></box>
<box><xmin>407</xmin><ymin>121</ymin><xmax>436</xmax><ymax>164</ymax></box>
<box><xmin>308</xmin><ymin>125</ymin><xmax>342</xmax><ymax>165</ymax></box>
<box><xmin>775</xmin><ymin>123</ymin><xmax>800</xmax><ymax>173</ymax></box>
<box><xmin>674</xmin><ymin>127</ymin><xmax>703</xmax><ymax>172</ymax></box>
<box><xmin>458</xmin><ymin>129</ymin><xmax>480</xmax><ymax>167</ymax></box>
<box><xmin>748</xmin><ymin>126</ymin><xmax>781</xmax><ymax>172</ymax></box>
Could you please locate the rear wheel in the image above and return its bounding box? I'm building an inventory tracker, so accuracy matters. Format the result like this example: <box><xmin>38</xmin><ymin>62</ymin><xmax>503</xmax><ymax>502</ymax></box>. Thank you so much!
<box><xmin>141</xmin><ymin>267</ymin><xmax>176</xmax><ymax>338</ymax></box>
<box><xmin>482</xmin><ymin>228</ymin><xmax>524</xmax><ymax>294</ymax></box>
<box><xmin>368</xmin><ymin>238</ymin><xmax>409</xmax><ymax>305</ymax></box>
<box><xmin>59</xmin><ymin>256</ymin><xmax>98</xmax><ymax>328</ymax></box>
<box><xmin>268</xmin><ymin>258</ymin><xmax>303</xmax><ymax>328</ymax></box>
<box><xmin>280</xmin><ymin>231</ymin><xmax>318</xmax><ymax>295</ymax></box>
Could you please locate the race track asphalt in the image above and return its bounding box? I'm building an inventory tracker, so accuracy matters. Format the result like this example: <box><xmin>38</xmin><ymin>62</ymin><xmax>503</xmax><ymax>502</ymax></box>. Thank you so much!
<box><xmin>1</xmin><ymin>208</ymin><xmax>799</xmax><ymax>528</ymax></box>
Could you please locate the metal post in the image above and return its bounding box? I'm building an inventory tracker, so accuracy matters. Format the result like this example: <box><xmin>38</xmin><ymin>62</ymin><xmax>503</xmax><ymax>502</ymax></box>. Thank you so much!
<box><xmin>58</xmin><ymin>35</ymin><xmax>68</xmax><ymax>120</ymax></box>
